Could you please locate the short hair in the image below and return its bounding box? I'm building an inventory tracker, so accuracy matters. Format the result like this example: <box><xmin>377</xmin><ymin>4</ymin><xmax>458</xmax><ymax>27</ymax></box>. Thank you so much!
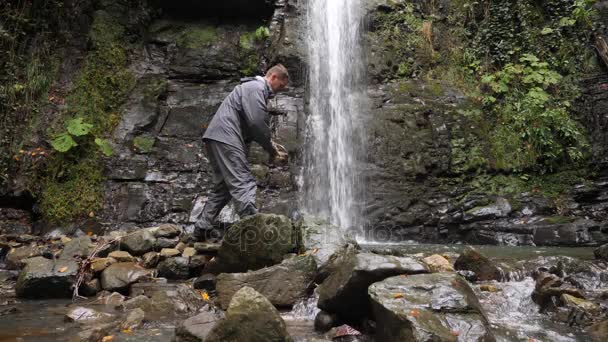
<box><xmin>266</xmin><ymin>64</ymin><xmax>289</xmax><ymax>80</ymax></box>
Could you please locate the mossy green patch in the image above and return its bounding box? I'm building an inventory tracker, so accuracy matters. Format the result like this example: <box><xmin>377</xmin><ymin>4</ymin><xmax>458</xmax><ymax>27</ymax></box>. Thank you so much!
<box><xmin>176</xmin><ymin>26</ymin><xmax>218</xmax><ymax>49</ymax></box>
<box><xmin>133</xmin><ymin>135</ymin><xmax>155</xmax><ymax>154</ymax></box>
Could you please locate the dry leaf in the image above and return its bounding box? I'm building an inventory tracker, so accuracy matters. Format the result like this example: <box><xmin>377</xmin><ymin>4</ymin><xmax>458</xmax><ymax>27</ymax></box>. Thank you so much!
<box><xmin>122</xmin><ymin>327</ymin><xmax>133</xmax><ymax>334</ymax></box>
<box><xmin>87</xmin><ymin>231</ymin><xmax>93</xmax><ymax>236</ymax></box>
<box><xmin>89</xmin><ymin>211</ymin><xmax>95</xmax><ymax>218</ymax></box>
<box><xmin>58</xmin><ymin>266</ymin><xmax>68</xmax><ymax>273</ymax></box>
<box><xmin>101</xmin><ymin>336</ymin><xmax>114</xmax><ymax>342</ymax></box>
<box><xmin>410</xmin><ymin>309</ymin><xmax>420</xmax><ymax>318</ymax></box>
<box><xmin>393</xmin><ymin>293</ymin><xmax>404</xmax><ymax>299</ymax></box>
<box><xmin>200</xmin><ymin>291</ymin><xmax>210</xmax><ymax>301</ymax></box>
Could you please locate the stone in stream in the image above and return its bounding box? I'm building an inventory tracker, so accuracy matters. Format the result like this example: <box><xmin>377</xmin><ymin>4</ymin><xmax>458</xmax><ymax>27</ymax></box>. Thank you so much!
<box><xmin>16</xmin><ymin>257</ymin><xmax>79</xmax><ymax>298</ymax></box>
<box><xmin>194</xmin><ymin>273</ymin><xmax>217</xmax><ymax>292</ymax></box>
<box><xmin>316</xmin><ymin>248</ymin><xmax>429</xmax><ymax>321</ymax></box>
<box><xmin>129</xmin><ymin>283</ymin><xmax>203</xmax><ymax>319</ymax></box>
<box><xmin>216</xmin><ymin>254</ymin><xmax>316</xmax><ymax>309</ymax></box>
<box><xmin>141</xmin><ymin>251</ymin><xmax>160</xmax><ymax>268</ymax></box>
<box><xmin>157</xmin><ymin>257</ymin><xmax>190</xmax><ymax>279</ymax></box>
<box><xmin>151</xmin><ymin>223</ymin><xmax>182</xmax><ymax>238</ymax></box>
<box><xmin>99</xmin><ymin>262</ymin><xmax>151</xmax><ymax>292</ymax></box>
<box><xmin>204</xmin><ymin>287</ymin><xmax>294</xmax><ymax>342</ymax></box>
<box><xmin>589</xmin><ymin>319</ymin><xmax>608</xmax><ymax>342</ymax></box>
<box><xmin>80</xmin><ymin>278</ymin><xmax>102</xmax><ymax>297</ymax></box>
<box><xmin>594</xmin><ymin>243</ymin><xmax>608</xmax><ymax>261</ymax></box>
<box><xmin>90</xmin><ymin>257</ymin><xmax>117</xmax><ymax>273</ymax></box>
<box><xmin>454</xmin><ymin>246</ymin><xmax>502</xmax><ymax>281</ymax></box>
<box><xmin>121</xmin><ymin>308</ymin><xmax>145</xmax><ymax>330</ymax></box>
<box><xmin>65</xmin><ymin>306</ymin><xmax>114</xmax><ymax>324</ymax></box>
<box><xmin>423</xmin><ymin>254</ymin><xmax>454</xmax><ymax>273</ymax></box>
<box><xmin>120</xmin><ymin>229</ymin><xmax>156</xmax><ymax>256</ymax></box>
<box><xmin>5</xmin><ymin>244</ymin><xmax>43</xmax><ymax>270</ymax></box>
<box><xmin>156</xmin><ymin>237</ymin><xmax>180</xmax><ymax>249</ymax></box>
<box><xmin>217</xmin><ymin>214</ymin><xmax>297</xmax><ymax>272</ymax></box>
<box><xmin>315</xmin><ymin>311</ymin><xmax>338</xmax><ymax>333</ymax></box>
<box><xmin>160</xmin><ymin>248</ymin><xmax>181</xmax><ymax>258</ymax></box>
<box><xmin>59</xmin><ymin>236</ymin><xmax>93</xmax><ymax>260</ymax></box>
<box><xmin>107</xmin><ymin>251</ymin><xmax>137</xmax><ymax>262</ymax></box>
<box><xmin>532</xmin><ymin>271</ymin><xmax>584</xmax><ymax>311</ymax></box>
<box><xmin>118</xmin><ymin>295</ymin><xmax>154</xmax><ymax>312</ymax></box>
<box><xmin>67</xmin><ymin>322</ymin><xmax>119</xmax><ymax>342</ymax></box>
<box><xmin>194</xmin><ymin>242</ymin><xmax>220</xmax><ymax>254</ymax></box>
<box><xmin>297</xmin><ymin>216</ymin><xmax>357</xmax><ymax>281</ymax></box>
<box><xmin>368</xmin><ymin>273</ymin><xmax>496</xmax><ymax>342</ymax></box>
<box><xmin>175</xmin><ymin>307</ymin><xmax>225</xmax><ymax>342</ymax></box>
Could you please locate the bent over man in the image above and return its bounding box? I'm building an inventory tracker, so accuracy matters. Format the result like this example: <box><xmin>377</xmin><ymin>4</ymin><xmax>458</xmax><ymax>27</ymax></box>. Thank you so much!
<box><xmin>193</xmin><ymin>64</ymin><xmax>289</xmax><ymax>240</ymax></box>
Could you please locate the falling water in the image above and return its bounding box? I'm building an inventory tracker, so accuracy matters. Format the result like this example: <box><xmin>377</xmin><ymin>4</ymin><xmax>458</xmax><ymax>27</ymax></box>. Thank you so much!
<box><xmin>302</xmin><ymin>0</ymin><xmax>367</xmax><ymax>230</ymax></box>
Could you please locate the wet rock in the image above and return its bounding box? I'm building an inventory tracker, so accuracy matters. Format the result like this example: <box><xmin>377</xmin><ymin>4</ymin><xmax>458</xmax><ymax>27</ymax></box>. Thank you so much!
<box><xmin>479</xmin><ymin>284</ymin><xmax>500</xmax><ymax>293</ymax></box>
<box><xmin>216</xmin><ymin>255</ymin><xmax>316</xmax><ymax>309</ymax></box>
<box><xmin>317</xmin><ymin>249</ymin><xmax>429</xmax><ymax>321</ymax></box>
<box><xmin>315</xmin><ymin>311</ymin><xmax>338</xmax><ymax>333</ymax></box>
<box><xmin>454</xmin><ymin>246</ymin><xmax>502</xmax><ymax>281</ymax></box>
<box><xmin>160</xmin><ymin>248</ymin><xmax>181</xmax><ymax>258</ymax></box>
<box><xmin>205</xmin><ymin>286</ymin><xmax>293</xmax><ymax>341</ymax></box>
<box><xmin>156</xmin><ymin>237</ymin><xmax>180</xmax><ymax>249</ymax></box>
<box><xmin>119</xmin><ymin>295</ymin><xmax>154</xmax><ymax>312</ymax></box>
<box><xmin>100</xmin><ymin>262</ymin><xmax>151</xmax><ymax>292</ymax></box>
<box><xmin>423</xmin><ymin>254</ymin><xmax>454</xmax><ymax>273</ymax></box>
<box><xmin>65</xmin><ymin>306</ymin><xmax>114</xmax><ymax>324</ymax></box>
<box><xmin>368</xmin><ymin>273</ymin><xmax>495</xmax><ymax>342</ymax></box>
<box><xmin>59</xmin><ymin>236</ymin><xmax>93</xmax><ymax>260</ymax></box>
<box><xmin>297</xmin><ymin>216</ymin><xmax>355</xmax><ymax>281</ymax></box>
<box><xmin>108</xmin><ymin>251</ymin><xmax>137</xmax><ymax>262</ymax></box>
<box><xmin>97</xmin><ymin>291</ymin><xmax>127</xmax><ymax>305</ymax></box>
<box><xmin>595</xmin><ymin>244</ymin><xmax>608</xmax><ymax>261</ymax></box>
<box><xmin>532</xmin><ymin>271</ymin><xmax>584</xmax><ymax>311</ymax></box>
<box><xmin>16</xmin><ymin>257</ymin><xmax>79</xmax><ymax>298</ymax></box>
<box><xmin>90</xmin><ymin>257</ymin><xmax>117</xmax><ymax>273</ymax></box>
<box><xmin>561</xmin><ymin>293</ymin><xmax>601</xmax><ymax>316</ymax></box>
<box><xmin>141</xmin><ymin>251</ymin><xmax>160</xmax><ymax>268</ymax></box>
<box><xmin>5</xmin><ymin>244</ymin><xmax>42</xmax><ymax>270</ymax></box>
<box><xmin>67</xmin><ymin>322</ymin><xmax>118</xmax><ymax>342</ymax></box>
<box><xmin>80</xmin><ymin>278</ymin><xmax>102</xmax><ymax>297</ymax></box>
<box><xmin>218</xmin><ymin>214</ymin><xmax>297</xmax><ymax>272</ymax></box>
<box><xmin>464</xmin><ymin>198</ymin><xmax>512</xmax><ymax>220</ymax></box>
<box><xmin>120</xmin><ymin>229</ymin><xmax>156</xmax><ymax>256</ymax></box>
<box><xmin>327</xmin><ymin>324</ymin><xmax>368</xmax><ymax>341</ymax></box>
<box><xmin>130</xmin><ymin>283</ymin><xmax>203</xmax><ymax>319</ymax></box>
<box><xmin>194</xmin><ymin>242</ymin><xmax>220</xmax><ymax>254</ymax></box>
<box><xmin>157</xmin><ymin>257</ymin><xmax>190</xmax><ymax>279</ymax></box>
<box><xmin>175</xmin><ymin>308</ymin><xmax>225</xmax><ymax>342</ymax></box>
<box><xmin>190</xmin><ymin>255</ymin><xmax>210</xmax><ymax>272</ymax></box>
<box><xmin>151</xmin><ymin>223</ymin><xmax>181</xmax><ymax>238</ymax></box>
<box><xmin>589</xmin><ymin>319</ymin><xmax>608</xmax><ymax>341</ymax></box>
<box><xmin>121</xmin><ymin>308</ymin><xmax>145</xmax><ymax>330</ymax></box>
<box><xmin>194</xmin><ymin>273</ymin><xmax>217</xmax><ymax>292</ymax></box>
<box><xmin>176</xmin><ymin>242</ymin><xmax>187</xmax><ymax>253</ymax></box>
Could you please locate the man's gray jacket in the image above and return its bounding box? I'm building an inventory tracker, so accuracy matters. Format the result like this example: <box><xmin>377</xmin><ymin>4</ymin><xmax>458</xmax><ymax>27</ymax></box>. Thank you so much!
<box><xmin>203</xmin><ymin>76</ymin><xmax>275</xmax><ymax>154</ymax></box>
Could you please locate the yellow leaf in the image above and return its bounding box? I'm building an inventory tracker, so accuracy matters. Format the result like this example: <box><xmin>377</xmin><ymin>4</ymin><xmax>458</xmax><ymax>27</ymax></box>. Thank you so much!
<box><xmin>87</xmin><ymin>230</ymin><xmax>93</xmax><ymax>236</ymax></box>
<box><xmin>58</xmin><ymin>266</ymin><xmax>68</xmax><ymax>273</ymax></box>
<box><xmin>122</xmin><ymin>327</ymin><xmax>133</xmax><ymax>334</ymax></box>
<box><xmin>393</xmin><ymin>293</ymin><xmax>404</xmax><ymax>299</ymax></box>
<box><xmin>101</xmin><ymin>336</ymin><xmax>114</xmax><ymax>342</ymax></box>
<box><xmin>200</xmin><ymin>291</ymin><xmax>210</xmax><ymax>301</ymax></box>
<box><xmin>410</xmin><ymin>309</ymin><xmax>420</xmax><ymax>317</ymax></box>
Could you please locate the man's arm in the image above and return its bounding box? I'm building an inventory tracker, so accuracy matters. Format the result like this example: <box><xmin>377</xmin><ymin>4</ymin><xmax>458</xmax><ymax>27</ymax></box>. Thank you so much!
<box><xmin>240</xmin><ymin>86</ymin><xmax>278</xmax><ymax>157</ymax></box>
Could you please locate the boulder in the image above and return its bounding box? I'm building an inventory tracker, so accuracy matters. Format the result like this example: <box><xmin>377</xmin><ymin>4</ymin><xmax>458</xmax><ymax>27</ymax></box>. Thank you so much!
<box><xmin>218</xmin><ymin>214</ymin><xmax>297</xmax><ymax>272</ymax></box>
<box><xmin>194</xmin><ymin>242</ymin><xmax>220</xmax><ymax>254</ymax></box>
<box><xmin>175</xmin><ymin>309</ymin><xmax>225</xmax><ymax>342</ymax></box>
<box><xmin>532</xmin><ymin>271</ymin><xmax>584</xmax><ymax>311</ymax></box>
<box><xmin>16</xmin><ymin>257</ymin><xmax>79</xmax><ymax>298</ymax></box>
<box><xmin>65</xmin><ymin>306</ymin><xmax>114</xmax><ymax>324</ymax></box>
<box><xmin>160</xmin><ymin>248</ymin><xmax>181</xmax><ymax>258</ymax></box>
<box><xmin>216</xmin><ymin>255</ymin><xmax>316</xmax><ymax>309</ymax></box>
<box><xmin>156</xmin><ymin>237</ymin><xmax>180</xmax><ymax>249</ymax></box>
<box><xmin>454</xmin><ymin>246</ymin><xmax>502</xmax><ymax>281</ymax></box>
<box><xmin>194</xmin><ymin>274</ymin><xmax>217</xmax><ymax>292</ymax></box>
<box><xmin>90</xmin><ymin>257</ymin><xmax>117</xmax><ymax>273</ymax></box>
<box><xmin>59</xmin><ymin>236</ymin><xmax>93</xmax><ymax>260</ymax></box>
<box><xmin>5</xmin><ymin>245</ymin><xmax>42</xmax><ymax>270</ymax></box>
<box><xmin>183</xmin><ymin>247</ymin><xmax>197</xmax><ymax>258</ymax></box>
<box><xmin>297</xmin><ymin>216</ymin><xmax>355</xmax><ymax>280</ymax></box>
<box><xmin>205</xmin><ymin>287</ymin><xmax>293</xmax><ymax>342</ymax></box>
<box><xmin>151</xmin><ymin>223</ymin><xmax>182</xmax><ymax>238</ymax></box>
<box><xmin>157</xmin><ymin>257</ymin><xmax>190</xmax><ymax>279</ymax></box>
<box><xmin>120</xmin><ymin>229</ymin><xmax>156</xmax><ymax>256</ymax></box>
<box><xmin>100</xmin><ymin>262</ymin><xmax>151</xmax><ymax>292</ymax></box>
<box><xmin>423</xmin><ymin>254</ymin><xmax>454</xmax><ymax>273</ymax></box>
<box><xmin>368</xmin><ymin>273</ymin><xmax>495</xmax><ymax>342</ymax></box>
<box><xmin>317</xmin><ymin>249</ymin><xmax>429</xmax><ymax>321</ymax></box>
<box><xmin>141</xmin><ymin>251</ymin><xmax>160</xmax><ymax>268</ymax></box>
<box><xmin>594</xmin><ymin>244</ymin><xmax>608</xmax><ymax>261</ymax></box>
<box><xmin>107</xmin><ymin>251</ymin><xmax>137</xmax><ymax>263</ymax></box>
<box><xmin>315</xmin><ymin>311</ymin><xmax>338</xmax><ymax>333</ymax></box>
<box><xmin>130</xmin><ymin>283</ymin><xmax>203</xmax><ymax>319</ymax></box>
<box><xmin>80</xmin><ymin>278</ymin><xmax>102</xmax><ymax>297</ymax></box>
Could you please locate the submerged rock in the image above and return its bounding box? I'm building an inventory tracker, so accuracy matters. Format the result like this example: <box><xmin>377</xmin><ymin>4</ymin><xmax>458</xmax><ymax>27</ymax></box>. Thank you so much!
<box><xmin>454</xmin><ymin>246</ymin><xmax>502</xmax><ymax>281</ymax></box>
<box><xmin>65</xmin><ymin>306</ymin><xmax>114</xmax><ymax>324</ymax></box>
<box><xmin>121</xmin><ymin>308</ymin><xmax>145</xmax><ymax>330</ymax></box>
<box><xmin>175</xmin><ymin>308</ymin><xmax>225</xmax><ymax>342</ymax></box>
<box><xmin>100</xmin><ymin>262</ymin><xmax>151</xmax><ymax>292</ymax></box>
<box><xmin>218</xmin><ymin>214</ymin><xmax>297</xmax><ymax>272</ymax></box>
<box><xmin>16</xmin><ymin>257</ymin><xmax>79</xmax><ymax>298</ymax></box>
<box><xmin>368</xmin><ymin>273</ymin><xmax>495</xmax><ymax>342</ymax></box>
<box><xmin>205</xmin><ymin>286</ymin><xmax>293</xmax><ymax>342</ymax></box>
<box><xmin>216</xmin><ymin>254</ymin><xmax>316</xmax><ymax>309</ymax></box>
<box><xmin>317</xmin><ymin>248</ymin><xmax>429</xmax><ymax>321</ymax></box>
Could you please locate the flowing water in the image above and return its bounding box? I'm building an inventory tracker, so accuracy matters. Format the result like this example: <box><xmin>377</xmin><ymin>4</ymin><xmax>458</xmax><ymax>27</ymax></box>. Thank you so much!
<box><xmin>301</xmin><ymin>0</ymin><xmax>367</xmax><ymax>230</ymax></box>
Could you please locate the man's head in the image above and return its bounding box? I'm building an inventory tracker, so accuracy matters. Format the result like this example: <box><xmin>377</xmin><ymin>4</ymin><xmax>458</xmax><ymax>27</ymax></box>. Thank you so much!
<box><xmin>264</xmin><ymin>64</ymin><xmax>289</xmax><ymax>94</ymax></box>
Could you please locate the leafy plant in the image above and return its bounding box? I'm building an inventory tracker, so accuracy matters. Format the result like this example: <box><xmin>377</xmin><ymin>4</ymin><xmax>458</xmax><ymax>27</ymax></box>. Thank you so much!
<box><xmin>51</xmin><ymin>117</ymin><xmax>113</xmax><ymax>156</ymax></box>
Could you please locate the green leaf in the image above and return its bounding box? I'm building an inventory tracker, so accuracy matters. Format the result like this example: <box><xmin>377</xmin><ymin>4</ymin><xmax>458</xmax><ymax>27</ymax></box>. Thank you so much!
<box><xmin>51</xmin><ymin>133</ymin><xmax>78</xmax><ymax>152</ymax></box>
<box><xmin>558</xmin><ymin>17</ymin><xmax>576</xmax><ymax>27</ymax></box>
<box><xmin>541</xmin><ymin>27</ymin><xmax>554</xmax><ymax>35</ymax></box>
<box><xmin>95</xmin><ymin>138</ymin><xmax>113</xmax><ymax>157</ymax></box>
<box><xmin>66</xmin><ymin>117</ymin><xmax>93</xmax><ymax>136</ymax></box>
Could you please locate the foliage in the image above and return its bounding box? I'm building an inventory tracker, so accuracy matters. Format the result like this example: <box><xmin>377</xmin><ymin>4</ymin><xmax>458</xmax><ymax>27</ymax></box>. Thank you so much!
<box><xmin>176</xmin><ymin>26</ymin><xmax>218</xmax><ymax>49</ymax></box>
<box><xmin>133</xmin><ymin>135</ymin><xmax>155</xmax><ymax>154</ymax></box>
<box><xmin>239</xmin><ymin>26</ymin><xmax>270</xmax><ymax>76</ymax></box>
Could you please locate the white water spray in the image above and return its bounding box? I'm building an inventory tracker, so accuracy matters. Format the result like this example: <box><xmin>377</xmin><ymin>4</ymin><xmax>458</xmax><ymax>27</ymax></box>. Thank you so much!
<box><xmin>302</xmin><ymin>0</ymin><xmax>367</xmax><ymax>230</ymax></box>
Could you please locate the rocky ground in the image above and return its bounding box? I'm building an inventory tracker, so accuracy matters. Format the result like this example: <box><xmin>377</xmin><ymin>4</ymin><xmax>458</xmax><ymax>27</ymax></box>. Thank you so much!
<box><xmin>1</xmin><ymin>213</ymin><xmax>608</xmax><ymax>341</ymax></box>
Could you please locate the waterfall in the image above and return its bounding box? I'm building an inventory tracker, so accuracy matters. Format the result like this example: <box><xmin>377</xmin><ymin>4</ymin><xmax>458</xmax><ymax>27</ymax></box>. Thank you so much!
<box><xmin>301</xmin><ymin>0</ymin><xmax>367</xmax><ymax>230</ymax></box>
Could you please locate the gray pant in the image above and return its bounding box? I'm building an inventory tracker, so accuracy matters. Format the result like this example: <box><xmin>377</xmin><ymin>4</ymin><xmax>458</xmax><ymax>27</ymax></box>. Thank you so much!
<box><xmin>197</xmin><ymin>139</ymin><xmax>258</xmax><ymax>229</ymax></box>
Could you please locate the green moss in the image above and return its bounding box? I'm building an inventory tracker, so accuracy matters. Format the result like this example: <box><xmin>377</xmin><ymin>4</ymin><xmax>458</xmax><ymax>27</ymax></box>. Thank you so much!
<box><xmin>40</xmin><ymin>158</ymin><xmax>104</xmax><ymax>224</ymax></box>
<box><xmin>176</xmin><ymin>26</ymin><xmax>218</xmax><ymax>49</ymax></box>
<box><xmin>143</xmin><ymin>77</ymin><xmax>168</xmax><ymax>101</ymax></box>
<box><xmin>544</xmin><ymin>216</ymin><xmax>577</xmax><ymax>224</ymax></box>
<box><xmin>133</xmin><ymin>135</ymin><xmax>155</xmax><ymax>153</ymax></box>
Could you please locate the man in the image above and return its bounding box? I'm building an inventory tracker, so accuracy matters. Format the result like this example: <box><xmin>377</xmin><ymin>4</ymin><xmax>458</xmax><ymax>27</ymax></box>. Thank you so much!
<box><xmin>193</xmin><ymin>64</ymin><xmax>290</xmax><ymax>240</ymax></box>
